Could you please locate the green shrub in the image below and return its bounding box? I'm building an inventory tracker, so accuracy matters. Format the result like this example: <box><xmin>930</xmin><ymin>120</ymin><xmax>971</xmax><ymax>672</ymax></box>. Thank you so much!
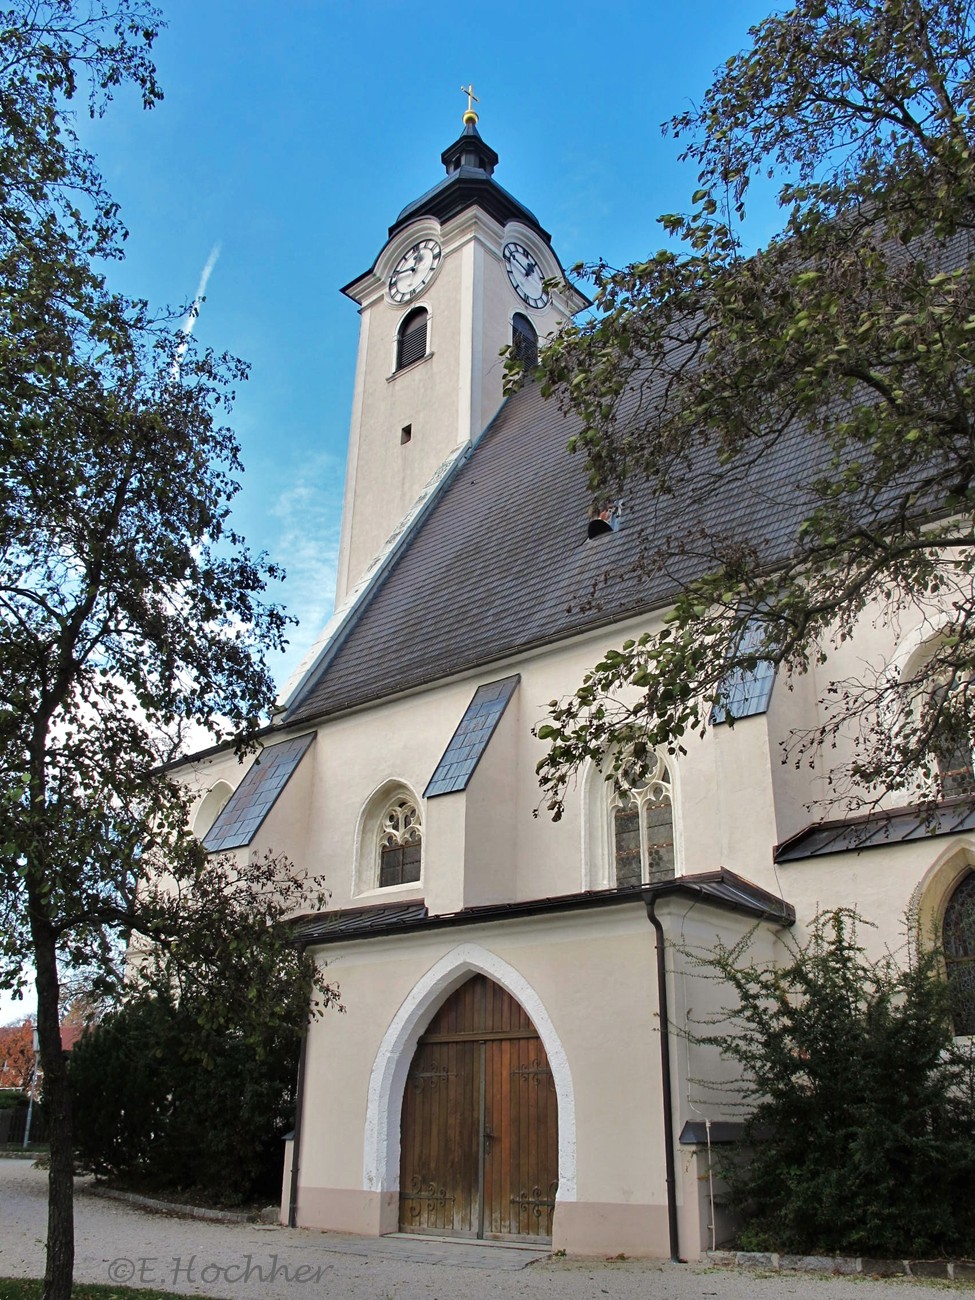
<box><xmin>70</xmin><ymin>993</ymin><xmax>300</xmax><ymax>1205</ymax></box>
<box><xmin>701</xmin><ymin>909</ymin><xmax>975</xmax><ymax>1258</ymax></box>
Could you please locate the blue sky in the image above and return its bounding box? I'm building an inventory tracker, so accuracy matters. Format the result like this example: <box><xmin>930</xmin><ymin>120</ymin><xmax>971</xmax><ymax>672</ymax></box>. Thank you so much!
<box><xmin>84</xmin><ymin>0</ymin><xmax>780</xmax><ymax>689</ymax></box>
<box><xmin>4</xmin><ymin>0</ymin><xmax>784</xmax><ymax>1026</ymax></box>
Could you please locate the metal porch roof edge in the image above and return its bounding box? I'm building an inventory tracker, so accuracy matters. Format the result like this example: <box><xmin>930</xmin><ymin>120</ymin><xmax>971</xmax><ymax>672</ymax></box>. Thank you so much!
<box><xmin>775</xmin><ymin>795</ymin><xmax>975</xmax><ymax>863</ymax></box>
<box><xmin>292</xmin><ymin>868</ymin><xmax>794</xmax><ymax>947</ymax></box>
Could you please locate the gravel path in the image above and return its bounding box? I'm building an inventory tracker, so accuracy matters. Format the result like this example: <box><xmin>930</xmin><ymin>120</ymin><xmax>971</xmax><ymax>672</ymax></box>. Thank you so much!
<box><xmin>0</xmin><ymin>1159</ymin><xmax>970</xmax><ymax>1300</ymax></box>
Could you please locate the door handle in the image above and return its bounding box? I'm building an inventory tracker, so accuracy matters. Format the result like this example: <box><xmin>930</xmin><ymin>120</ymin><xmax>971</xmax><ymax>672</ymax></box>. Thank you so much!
<box><xmin>483</xmin><ymin>1126</ymin><xmax>494</xmax><ymax>1155</ymax></box>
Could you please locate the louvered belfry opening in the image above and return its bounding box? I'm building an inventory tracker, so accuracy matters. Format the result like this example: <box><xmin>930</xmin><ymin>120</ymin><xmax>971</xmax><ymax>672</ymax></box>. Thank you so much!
<box><xmin>511</xmin><ymin>312</ymin><xmax>538</xmax><ymax>369</ymax></box>
<box><xmin>396</xmin><ymin>307</ymin><xmax>428</xmax><ymax>370</ymax></box>
<box><xmin>399</xmin><ymin>975</ymin><xmax>558</xmax><ymax>1242</ymax></box>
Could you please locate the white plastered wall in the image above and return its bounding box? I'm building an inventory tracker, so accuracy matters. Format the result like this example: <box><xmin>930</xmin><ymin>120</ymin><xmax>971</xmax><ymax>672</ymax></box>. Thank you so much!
<box><xmin>335</xmin><ymin>209</ymin><xmax>579</xmax><ymax>603</ymax></box>
<box><xmin>185</xmin><ymin>586</ymin><xmax>975</xmax><ymax>1255</ymax></box>
<box><xmin>294</xmin><ymin>906</ymin><xmax>680</xmax><ymax>1253</ymax></box>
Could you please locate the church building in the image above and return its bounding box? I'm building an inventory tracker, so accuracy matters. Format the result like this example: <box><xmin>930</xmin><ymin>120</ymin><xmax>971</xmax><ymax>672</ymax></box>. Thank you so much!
<box><xmin>180</xmin><ymin>103</ymin><xmax>975</xmax><ymax>1258</ymax></box>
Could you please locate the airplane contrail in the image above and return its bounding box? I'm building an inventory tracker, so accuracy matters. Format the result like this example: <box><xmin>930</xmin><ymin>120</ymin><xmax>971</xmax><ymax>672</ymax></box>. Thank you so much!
<box><xmin>173</xmin><ymin>242</ymin><xmax>222</xmax><ymax>376</ymax></box>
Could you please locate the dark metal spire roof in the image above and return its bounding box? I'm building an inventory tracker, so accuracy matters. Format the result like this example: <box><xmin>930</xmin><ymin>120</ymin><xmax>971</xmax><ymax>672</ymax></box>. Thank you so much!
<box><xmin>387</xmin><ymin>119</ymin><xmax>550</xmax><ymax>244</ymax></box>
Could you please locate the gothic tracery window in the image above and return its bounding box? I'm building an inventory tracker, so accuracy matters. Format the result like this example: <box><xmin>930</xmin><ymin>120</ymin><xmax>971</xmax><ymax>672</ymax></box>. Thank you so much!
<box><xmin>378</xmin><ymin>794</ymin><xmax>422</xmax><ymax>887</ymax></box>
<box><xmin>931</xmin><ymin>681</ymin><xmax>975</xmax><ymax>797</ymax></box>
<box><xmin>610</xmin><ymin>755</ymin><xmax>676</xmax><ymax>888</ymax></box>
<box><xmin>944</xmin><ymin>870</ymin><xmax>975</xmax><ymax>1035</ymax></box>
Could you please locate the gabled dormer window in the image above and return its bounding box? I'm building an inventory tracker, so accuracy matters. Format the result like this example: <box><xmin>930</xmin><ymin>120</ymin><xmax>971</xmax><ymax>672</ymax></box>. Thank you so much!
<box><xmin>511</xmin><ymin>312</ymin><xmax>538</xmax><ymax>369</ymax></box>
<box><xmin>396</xmin><ymin>307</ymin><xmax>428</xmax><ymax>371</ymax></box>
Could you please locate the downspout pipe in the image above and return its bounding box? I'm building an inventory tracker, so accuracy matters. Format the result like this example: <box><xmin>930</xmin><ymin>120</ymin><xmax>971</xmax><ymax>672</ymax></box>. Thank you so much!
<box><xmin>287</xmin><ymin>946</ymin><xmax>312</xmax><ymax>1229</ymax></box>
<box><xmin>646</xmin><ymin>894</ymin><xmax>682</xmax><ymax>1263</ymax></box>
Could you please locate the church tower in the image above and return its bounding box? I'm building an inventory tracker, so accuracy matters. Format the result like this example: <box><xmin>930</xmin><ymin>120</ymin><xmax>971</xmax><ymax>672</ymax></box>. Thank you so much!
<box><xmin>333</xmin><ymin>98</ymin><xmax>588</xmax><ymax>604</ymax></box>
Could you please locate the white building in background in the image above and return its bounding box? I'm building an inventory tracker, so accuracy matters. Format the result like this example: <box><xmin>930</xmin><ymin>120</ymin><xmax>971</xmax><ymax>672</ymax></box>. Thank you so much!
<box><xmin>178</xmin><ymin>107</ymin><xmax>975</xmax><ymax>1258</ymax></box>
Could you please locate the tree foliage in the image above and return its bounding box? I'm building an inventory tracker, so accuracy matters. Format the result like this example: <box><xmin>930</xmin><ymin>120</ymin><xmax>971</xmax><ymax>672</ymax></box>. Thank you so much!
<box><xmin>0</xmin><ymin>5</ymin><xmax>327</xmax><ymax>1296</ymax></box>
<box><xmin>0</xmin><ymin>1017</ymin><xmax>36</xmax><ymax>1091</ymax></box>
<box><xmin>536</xmin><ymin>0</ymin><xmax>975</xmax><ymax>815</ymax></box>
<box><xmin>699</xmin><ymin>911</ymin><xmax>975</xmax><ymax>1256</ymax></box>
<box><xmin>71</xmin><ymin>864</ymin><xmax>336</xmax><ymax>1206</ymax></box>
<box><xmin>71</xmin><ymin>995</ymin><xmax>301</xmax><ymax>1205</ymax></box>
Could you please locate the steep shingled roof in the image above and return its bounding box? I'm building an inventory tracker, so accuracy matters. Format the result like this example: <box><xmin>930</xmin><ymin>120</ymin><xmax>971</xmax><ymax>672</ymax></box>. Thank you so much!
<box><xmin>285</xmin><ymin>373</ymin><xmax>832</xmax><ymax>725</ymax></box>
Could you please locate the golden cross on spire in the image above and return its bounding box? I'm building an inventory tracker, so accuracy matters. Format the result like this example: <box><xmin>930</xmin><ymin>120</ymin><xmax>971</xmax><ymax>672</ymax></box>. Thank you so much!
<box><xmin>460</xmin><ymin>83</ymin><xmax>479</xmax><ymax>124</ymax></box>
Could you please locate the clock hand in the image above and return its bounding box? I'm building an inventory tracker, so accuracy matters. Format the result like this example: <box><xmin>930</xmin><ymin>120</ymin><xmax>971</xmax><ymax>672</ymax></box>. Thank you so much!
<box><xmin>507</xmin><ymin>250</ymin><xmax>541</xmax><ymax>280</ymax></box>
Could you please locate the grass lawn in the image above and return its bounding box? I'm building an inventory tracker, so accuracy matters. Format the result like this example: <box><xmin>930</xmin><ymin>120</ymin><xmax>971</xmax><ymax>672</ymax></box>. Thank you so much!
<box><xmin>0</xmin><ymin>1281</ymin><xmax>211</xmax><ymax>1299</ymax></box>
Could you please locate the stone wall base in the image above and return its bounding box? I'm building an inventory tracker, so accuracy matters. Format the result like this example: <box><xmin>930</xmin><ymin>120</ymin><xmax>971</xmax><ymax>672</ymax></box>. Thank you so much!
<box><xmin>708</xmin><ymin>1251</ymin><xmax>975</xmax><ymax>1280</ymax></box>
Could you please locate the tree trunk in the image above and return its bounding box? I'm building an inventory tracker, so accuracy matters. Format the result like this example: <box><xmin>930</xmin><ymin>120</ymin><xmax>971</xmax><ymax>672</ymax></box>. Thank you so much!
<box><xmin>32</xmin><ymin>918</ymin><xmax>73</xmax><ymax>1300</ymax></box>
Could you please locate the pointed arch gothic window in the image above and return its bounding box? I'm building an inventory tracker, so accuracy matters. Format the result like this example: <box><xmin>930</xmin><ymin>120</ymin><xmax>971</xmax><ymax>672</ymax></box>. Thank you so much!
<box><xmin>931</xmin><ymin>679</ymin><xmax>975</xmax><ymax>797</ymax></box>
<box><xmin>378</xmin><ymin>793</ymin><xmax>422</xmax><ymax>887</ymax></box>
<box><xmin>610</xmin><ymin>755</ymin><xmax>676</xmax><ymax>888</ymax></box>
<box><xmin>396</xmin><ymin>307</ymin><xmax>428</xmax><ymax>371</ymax></box>
<box><xmin>899</xmin><ymin>635</ymin><xmax>975</xmax><ymax>800</ymax></box>
<box><xmin>944</xmin><ymin>870</ymin><xmax>975</xmax><ymax>1035</ymax></box>
<box><xmin>511</xmin><ymin>312</ymin><xmax>538</xmax><ymax>370</ymax></box>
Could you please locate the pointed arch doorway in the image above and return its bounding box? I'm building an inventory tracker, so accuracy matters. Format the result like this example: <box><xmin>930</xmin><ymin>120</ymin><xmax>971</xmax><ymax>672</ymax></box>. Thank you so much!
<box><xmin>398</xmin><ymin>974</ymin><xmax>558</xmax><ymax>1242</ymax></box>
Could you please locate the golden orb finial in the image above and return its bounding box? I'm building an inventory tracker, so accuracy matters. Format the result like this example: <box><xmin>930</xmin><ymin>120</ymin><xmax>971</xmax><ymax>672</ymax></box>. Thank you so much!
<box><xmin>460</xmin><ymin>83</ymin><xmax>479</xmax><ymax>125</ymax></box>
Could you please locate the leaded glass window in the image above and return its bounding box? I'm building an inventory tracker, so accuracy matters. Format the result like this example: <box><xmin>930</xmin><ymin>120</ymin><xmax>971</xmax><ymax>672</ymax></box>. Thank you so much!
<box><xmin>611</xmin><ymin>756</ymin><xmax>676</xmax><ymax>888</ymax></box>
<box><xmin>644</xmin><ymin>795</ymin><xmax>675</xmax><ymax>884</ymax></box>
<box><xmin>927</xmin><ymin>677</ymin><xmax>975</xmax><ymax>797</ymax></box>
<box><xmin>944</xmin><ymin>871</ymin><xmax>975</xmax><ymax>1035</ymax></box>
<box><xmin>935</xmin><ymin>725</ymin><xmax>975</xmax><ymax>797</ymax></box>
<box><xmin>379</xmin><ymin>795</ymin><xmax>422</xmax><ymax>888</ymax></box>
<box><xmin>613</xmin><ymin>804</ymin><xmax>642</xmax><ymax>888</ymax></box>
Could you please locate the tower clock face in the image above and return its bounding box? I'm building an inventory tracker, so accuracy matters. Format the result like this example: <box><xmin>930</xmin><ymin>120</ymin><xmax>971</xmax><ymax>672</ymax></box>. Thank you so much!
<box><xmin>503</xmin><ymin>241</ymin><xmax>550</xmax><ymax>309</ymax></box>
<box><xmin>388</xmin><ymin>238</ymin><xmax>442</xmax><ymax>303</ymax></box>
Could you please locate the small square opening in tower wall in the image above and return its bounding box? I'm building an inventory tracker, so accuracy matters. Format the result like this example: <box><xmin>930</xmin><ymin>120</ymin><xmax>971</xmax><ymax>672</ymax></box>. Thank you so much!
<box><xmin>401</xmin><ymin>424</ymin><xmax>412</xmax><ymax>445</ymax></box>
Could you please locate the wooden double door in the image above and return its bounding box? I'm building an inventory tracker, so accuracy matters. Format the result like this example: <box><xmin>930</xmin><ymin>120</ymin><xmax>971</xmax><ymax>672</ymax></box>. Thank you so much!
<box><xmin>399</xmin><ymin>975</ymin><xmax>558</xmax><ymax>1241</ymax></box>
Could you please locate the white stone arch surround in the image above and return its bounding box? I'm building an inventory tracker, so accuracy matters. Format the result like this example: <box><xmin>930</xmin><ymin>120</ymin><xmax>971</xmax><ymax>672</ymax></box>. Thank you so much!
<box><xmin>909</xmin><ymin>836</ymin><xmax>975</xmax><ymax>946</ymax></box>
<box><xmin>351</xmin><ymin>777</ymin><xmax>424</xmax><ymax>898</ymax></box>
<box><xmin>363</xmin><ymin>942</ymin><xmax>577</xmax><ymax>1202</ymax></box>
<box><xmin>191</xmin><ymin>779</ymin><xmax>233</xmax><ymax>840</ymax></box>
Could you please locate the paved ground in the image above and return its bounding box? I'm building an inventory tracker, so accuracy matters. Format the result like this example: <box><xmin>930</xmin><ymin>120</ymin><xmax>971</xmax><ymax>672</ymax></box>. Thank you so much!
<box><xmin>0</xmin><ymin>1159</ymin><xmax>971</xmax><ymax>1300</ymax></box>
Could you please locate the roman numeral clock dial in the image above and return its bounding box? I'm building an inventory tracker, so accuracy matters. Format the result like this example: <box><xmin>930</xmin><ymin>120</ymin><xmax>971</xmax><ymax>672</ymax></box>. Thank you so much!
<box><xmin>503</xmin><ymin>241</ymin><xmax>550</xmax><ymax>309</ymax></box>
<box><xmin>388</xmin><ymin>238</ymin><xmax>442</xmax><ymax>303</ymax></box>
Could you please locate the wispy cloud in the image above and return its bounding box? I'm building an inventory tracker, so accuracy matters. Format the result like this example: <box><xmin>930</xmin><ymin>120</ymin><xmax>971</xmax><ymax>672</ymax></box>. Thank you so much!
<box><xmin>269</xmin><ymin>451</ymin><xmax>345</xmax><ymax>687</ymax></box>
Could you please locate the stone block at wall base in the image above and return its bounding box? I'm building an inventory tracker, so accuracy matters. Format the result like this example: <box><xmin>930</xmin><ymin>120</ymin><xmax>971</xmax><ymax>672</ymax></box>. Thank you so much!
<box><xmin>295</xmin><ymin>1187</ymin><xmax>399</xmax><ymax>1236</ymax></box>
<box><xmin>552</xmin><ymin>1202</ymin><xmax>673</xmax><ymax>1258</ymax></box>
